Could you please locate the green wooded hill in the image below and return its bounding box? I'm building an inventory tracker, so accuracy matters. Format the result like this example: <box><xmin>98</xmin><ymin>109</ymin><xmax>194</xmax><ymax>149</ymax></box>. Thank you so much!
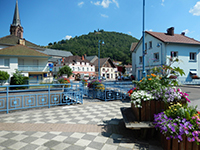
<box><xmin>47</xmin><ymin>30</ymin><xmax>139</xmax><ymax>64</ymax></box>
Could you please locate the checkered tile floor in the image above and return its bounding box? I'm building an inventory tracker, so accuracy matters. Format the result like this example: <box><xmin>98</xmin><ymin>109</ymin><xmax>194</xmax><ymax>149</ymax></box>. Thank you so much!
<box><xmin>0</xmin><ymin>99</ymin><xmax>163</xmax><ymax>150</ymax></box>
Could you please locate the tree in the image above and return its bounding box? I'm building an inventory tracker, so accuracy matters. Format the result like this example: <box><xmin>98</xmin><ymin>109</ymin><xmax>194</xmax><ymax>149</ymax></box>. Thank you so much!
<box><xmin>0</xmin><ymin>70</ymin><xmax>10</xmax><ymax>85</ymax></box>
<box><xmin>10</xmin><ymin>70</ymin><xmax>24</xmax><ymax>85</ymax></box>
<box><xmin>57</xmin><ymin>66</ymin><xmax>73</xmax><ymax>78</ymax></box>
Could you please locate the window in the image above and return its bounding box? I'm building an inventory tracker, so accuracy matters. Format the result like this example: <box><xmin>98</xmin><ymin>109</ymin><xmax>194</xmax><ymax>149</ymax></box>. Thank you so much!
<box><xmin>149</xmin><ymin>41</ymin><xmax>152</xmax><ymax>49</ymax></box>
<box><xmin>145</xmin><ymin>43</ymin><xmax>147</xmax><ymax>50</ymax></box>
<box><xmin>171</xmin><ymin>51</ymin><xmax>178</xmax><ymax>58</ymax></box>
<box><xmin>0</xmin><ymin>58</ymin><xmax>10</xmax><ymax>67</ymax></box>
<box><xmin>154</xmin><ymin>53</ymin><xmax>159</xmax><ymax>62</ymax></box>
<box><xmin>91</xmin><ymin>68</ymin><xmax>93</xmax><ymax>71</ymax></box>
<box><xmin>139</xmin><ymin>56</ymin><xmax>143</xmax><ymax>64</ymax></box>
<box><xmin>82</xmin><ymin>67</ymin><xmax>84</xmax><ymax>71</ymax></box>
<box><xmin>87</xmin><ymin>68</ymin><xmax>89</xmax><ymax>71</ymax></box>
<box><xmin>4</xmin><ymin>59</ymin><xmax>9</xmax><ymax>67</ymax></box>
<box><xmin>72</xmin><ymin>67</ymin><xmax>74</xmax><ymax>71</ymax></box>
<box><xmin>190</xmin><ymin>52</ymin><xmax>196</xmax><ymax>61</ymax></box>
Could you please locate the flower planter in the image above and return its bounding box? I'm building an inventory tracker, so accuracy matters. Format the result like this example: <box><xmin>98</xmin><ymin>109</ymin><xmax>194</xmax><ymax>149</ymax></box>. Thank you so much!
<box><xmin>160</xmin><ymin>134</ymin><xmax>200</xmax><ymax>150</ymax></box>
<box><xmin>131</xmin><ymin>99</ymin><xmax>186</xmax><ymax>122</ymax></box>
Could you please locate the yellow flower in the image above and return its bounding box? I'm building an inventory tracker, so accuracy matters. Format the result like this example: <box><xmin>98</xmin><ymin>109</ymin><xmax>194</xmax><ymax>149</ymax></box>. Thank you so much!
<box><xmin>139</xmin><ymin>80</ymin><xmax>142</xmax><ymax>82</ymax></box>
<box><xmin>151</xmin><ymin>74</ymin><xmax>156</xmax><ymax>77</ymax></box>
<box><xmin>148</xmin><ymin>78</ymin><xmax>152</xmax><ymax>81</ymax></box>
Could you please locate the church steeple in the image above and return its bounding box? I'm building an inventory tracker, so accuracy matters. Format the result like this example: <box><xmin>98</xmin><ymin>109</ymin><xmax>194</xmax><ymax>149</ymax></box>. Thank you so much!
<box><xmin>10</xmin><ymin>0</ymin><xmax>23</xmax><ymax>39</ymax></box>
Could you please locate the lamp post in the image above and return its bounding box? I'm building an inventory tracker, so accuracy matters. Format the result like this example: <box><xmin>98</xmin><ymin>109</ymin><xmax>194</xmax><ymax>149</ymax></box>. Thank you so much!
<box><xmin>98</xmin><ymin>40</ymin><xmax>104</xmax><ymax>80</ymax></box>
<box><xmin>142</xmin><ymin>0</ymin><xmax>146</xmax><ymax>77</ymax></box>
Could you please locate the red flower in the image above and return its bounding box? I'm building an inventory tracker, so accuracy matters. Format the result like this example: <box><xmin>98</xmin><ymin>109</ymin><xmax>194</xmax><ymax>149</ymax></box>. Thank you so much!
<box><xmin>198</xmin><ymin>111</ymin><xmax>200</xmax><ymax>115</ymax></box>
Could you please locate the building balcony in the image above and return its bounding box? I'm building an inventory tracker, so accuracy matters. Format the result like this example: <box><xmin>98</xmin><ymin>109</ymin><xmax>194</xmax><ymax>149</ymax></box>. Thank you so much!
<box><xmin>18</xmin><ymin>65</ymin><xmax>48</xmax><ymax>72</ymax></box>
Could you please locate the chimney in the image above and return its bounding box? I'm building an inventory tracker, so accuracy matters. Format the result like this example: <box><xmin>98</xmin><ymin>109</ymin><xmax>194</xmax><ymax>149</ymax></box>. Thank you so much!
<box><xmin>167</xmin><ymin>27</ymin><xmax>174</xmax><ymax>36</ymax></box>
<box><xmin>181</xmin><ymin>32</ymin><xmax>185</xmax><ymax>36</ymax></box>
<box><xmin>84</xmin><ymin>54</ymin><xmax>86</xmax><ymax>58</ymax></box>
<box><xmin>18</xmin><ymin>39</ymin><xmax>25</xmax><ymax>45</ymax></box>
<box><xmin>82</xmin><ymin>55</ymin><xmax>84</xmax><ymax>60</ymax></box>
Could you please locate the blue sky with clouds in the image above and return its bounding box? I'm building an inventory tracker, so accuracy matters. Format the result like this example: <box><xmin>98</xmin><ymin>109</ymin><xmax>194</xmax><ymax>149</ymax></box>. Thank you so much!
<box><xmin>0</xmin><ymin>0</ymin><xmax>200</xmax><ymax>46</ymax></box>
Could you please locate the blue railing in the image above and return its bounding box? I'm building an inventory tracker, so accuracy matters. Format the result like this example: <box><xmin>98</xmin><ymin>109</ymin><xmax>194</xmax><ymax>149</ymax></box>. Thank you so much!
<box><xmin>85</xmin><ymin>81</ymin><xmax>133</xmax><ymax>101</ymax></box>
<box><xmin>0</xmin><ymin>83</ymin><xmax>83</xmax><ymax>114</ymax></box>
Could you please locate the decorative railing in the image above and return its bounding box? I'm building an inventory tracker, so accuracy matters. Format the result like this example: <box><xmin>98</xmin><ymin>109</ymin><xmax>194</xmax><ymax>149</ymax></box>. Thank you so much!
<box><xmin>0</xmin><ymin>83</ymin><xmax>83</xmax><ymax>114</ymax></box>
<box><xmin>85</xmin><ymin>81</ymin><xmax>133</xmax><ymax>101</ymax></box>
<box><xmin>18</xmin><ymin>65</ymin><xmax>48</xmax><ymax>72</ymax></box>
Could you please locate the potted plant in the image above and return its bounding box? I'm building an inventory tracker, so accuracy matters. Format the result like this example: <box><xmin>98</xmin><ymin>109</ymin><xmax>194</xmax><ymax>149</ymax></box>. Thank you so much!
<box><xmin>130</xmin><ymin>73</ymin><xmax>188</xmax><ymax>121</ymax></box>
<box><xmin>87</xmin><ymin>79</ymin><xmax>105</xmax><ymax>98</ymax></box>
<box><xmin>129</xmin><ymin>57</ymin><xmax>187</xmax><ymax>122</ymax></box>
<box><xmin>192</xmin><ymin>75</ymin><xmax>199</xmax><ymax>79</ymax></box>
<box><xmin>154</xmin><ymin>103</ymin><xmax>200</xmax><ymax>150</ymax></box>
<box><xmin>58</xmin><ymin>76</ymin><xmax>71</xmax><ymax>92</ymax></box>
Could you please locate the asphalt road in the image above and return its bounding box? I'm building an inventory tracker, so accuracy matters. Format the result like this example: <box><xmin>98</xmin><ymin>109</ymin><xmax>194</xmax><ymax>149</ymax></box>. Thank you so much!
<box><xmin>178</xmin><ymin>85</ymin><xmax>200</xmax><ymax>110</ymax></box>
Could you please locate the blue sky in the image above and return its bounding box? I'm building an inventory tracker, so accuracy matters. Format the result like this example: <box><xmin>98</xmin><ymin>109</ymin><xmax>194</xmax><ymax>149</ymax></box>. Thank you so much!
<box><xmin>0</xmin><ymin>0</ymin><xmax>200</xmax><ymax>46</ymax></box>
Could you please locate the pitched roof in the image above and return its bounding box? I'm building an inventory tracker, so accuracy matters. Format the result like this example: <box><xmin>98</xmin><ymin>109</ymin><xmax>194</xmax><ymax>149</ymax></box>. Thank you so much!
<box><xmin>93</xmin><ymin>57</ymin><xmax>116</xmax><ymax>68</ymax></box>
<box><xmin>85</xmin><ymin>55</ymin><xmax>98</xmax><ymax>63</ymax></box>
<box><xmin>42</xmin><ymin>49</ymin><xmax>73</xmax><ymax>57</ymax></box>
<box><xmin>64</xmin><ymin>55</ymin><xmax>93</xmax><ymax>64</ymax></box>
<box><xmin>146</xmin><ymin>31</ymin><xmax>200</xmax><ymax>45</ymax></box>
<box><xmin>130</xmin><ymin>42</ymin><xmax>138</xmax><ymax>52</ymax></box>
<box><xmin>0</xmin><ymin>45</ymin><xmax>50</xmax><ymax>58</ymax></box>
<box><xmin>0</xmin><ymin>35</ymin><xmax>41</xmax><ymax>48</ymax></box>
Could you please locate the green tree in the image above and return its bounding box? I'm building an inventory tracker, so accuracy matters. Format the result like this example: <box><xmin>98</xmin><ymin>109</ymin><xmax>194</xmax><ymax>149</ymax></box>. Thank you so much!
<box><xmin>57</xmin><ymin>66</ymin><xmax>73</xmax><ymax>78</ymax></box>
<box><xmin>0</xmin><ymin>70</ymin><xmax>10</xmax><ymax>85</ymax></box>
<box><xmin>10</xmin><ymin>70</ymin><xmax>24</xmax><ymax>85</ymax></box>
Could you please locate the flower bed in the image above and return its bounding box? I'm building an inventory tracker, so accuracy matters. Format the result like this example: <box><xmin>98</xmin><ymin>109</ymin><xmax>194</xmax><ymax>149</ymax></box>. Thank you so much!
<box><xmin>154</xmin><ymin>102</ymin><xmax>200</xmax><ymax>150</ymax></box>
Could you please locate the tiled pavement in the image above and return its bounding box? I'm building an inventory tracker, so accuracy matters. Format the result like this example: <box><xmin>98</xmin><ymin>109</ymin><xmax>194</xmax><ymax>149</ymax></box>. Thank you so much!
<box><xmin>0</xmin><ymin>99</ymin><xmax>163</xmax><ymax>150</ymax></box>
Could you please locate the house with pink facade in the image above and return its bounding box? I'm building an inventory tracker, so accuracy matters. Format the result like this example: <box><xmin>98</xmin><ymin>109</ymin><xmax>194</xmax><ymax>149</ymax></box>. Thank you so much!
<box><xmin>53</xmin><ymin>55</ymin><xmax>95</xmax><ymax>80</ymax></box>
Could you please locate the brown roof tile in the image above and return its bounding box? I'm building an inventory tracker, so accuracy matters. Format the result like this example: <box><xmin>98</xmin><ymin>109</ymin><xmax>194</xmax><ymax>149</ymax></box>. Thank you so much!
<box><xmin>64</xmin><ymin>55</ymin><xmax>93</xmax><ymax>65</ymax></box>
<box><xmin>130</xmin><ymin>42</ymin><xmax>138</xmax><ymax>52</ymax></box>
<box><xmin>0</xmin><ymin>35</ymin><xmax>41</xmax><ymax>48</ymax></box>
<box><xmin>0</xmin><ymin>45</ymin><xmax>49</xmax><ymax>57</ymax></box>
<box><xmin>146</xmin><ymin>31</ymin><xmax>200</xmax><ymax>45</ymax></box>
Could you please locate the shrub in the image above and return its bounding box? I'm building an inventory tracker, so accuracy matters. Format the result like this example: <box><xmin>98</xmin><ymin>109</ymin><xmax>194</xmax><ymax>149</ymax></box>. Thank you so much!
<box><xmin>0</xmin><ymin>70</ymin><xmax>10</xmax><ymax>85</ymax></box>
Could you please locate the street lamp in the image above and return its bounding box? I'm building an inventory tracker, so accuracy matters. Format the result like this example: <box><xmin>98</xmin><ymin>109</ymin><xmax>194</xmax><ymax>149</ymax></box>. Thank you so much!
<box><xmin>98</xmin><ymin>40</ymin><xmax>104</xmax><ymax>80</ymax></box>
<box><xmin>142</xmin><ymin>0</ymin><xmax>146</xmax><ymax>78</ymax></box>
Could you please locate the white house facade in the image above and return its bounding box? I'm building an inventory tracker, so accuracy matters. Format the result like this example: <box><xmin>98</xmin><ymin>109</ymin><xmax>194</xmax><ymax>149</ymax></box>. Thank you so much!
<box><xmin>131</xmin><ymin>27</ymin><xmax>200</xmax><ymax>83</ymax></box>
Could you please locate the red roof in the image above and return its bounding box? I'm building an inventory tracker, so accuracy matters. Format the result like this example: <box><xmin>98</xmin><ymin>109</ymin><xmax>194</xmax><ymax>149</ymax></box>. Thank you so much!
<box><xmin>146</xmin><ymin>31</ymin><xmax>200</xmax><ymax>45</ymax></box>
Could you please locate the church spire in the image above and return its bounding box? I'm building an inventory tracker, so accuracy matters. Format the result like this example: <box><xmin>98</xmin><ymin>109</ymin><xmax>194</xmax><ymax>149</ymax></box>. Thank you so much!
<box><xmin>10</xmin><ymin>0</ymin><xmax>23</xmax><ymax>39</ymax></box>
<box><xmin>12</xmin><ymin>0</ymin><xmax>21</xmax><ymax>26</ymax></box>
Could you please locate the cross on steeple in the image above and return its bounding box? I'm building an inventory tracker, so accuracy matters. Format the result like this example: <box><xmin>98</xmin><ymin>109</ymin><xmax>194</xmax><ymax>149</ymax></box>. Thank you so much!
<box><xmin>10</xmin><ymin>0</ymin><xmax>23</xmax><ymax>39</ymax></box>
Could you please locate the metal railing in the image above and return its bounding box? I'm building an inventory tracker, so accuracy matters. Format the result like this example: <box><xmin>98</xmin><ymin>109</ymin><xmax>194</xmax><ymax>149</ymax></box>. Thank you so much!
<box><xmin>0</xmin><ymin>83</ymin><xmax>83</xmax><ymax>114</ymax></box>
<box><xmin>18</xmin><ymin>65</ymin><xmax>48</xmax><ymax>72</ymax></box>
<box><xmin>85</xmin><ymin>81</ymin><xmax>133</xmax><ymax>101</ymax></box>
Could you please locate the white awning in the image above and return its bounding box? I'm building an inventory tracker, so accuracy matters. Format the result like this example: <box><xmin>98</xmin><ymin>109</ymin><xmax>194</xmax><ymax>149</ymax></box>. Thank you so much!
<box><xmin>190</xmin><ymin>71</ymin><xmax>197</xmax><ymax>75</ymax></box>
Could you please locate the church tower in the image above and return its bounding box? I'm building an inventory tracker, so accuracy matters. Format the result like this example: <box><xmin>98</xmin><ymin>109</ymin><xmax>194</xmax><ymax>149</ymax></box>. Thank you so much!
<box><xmin>10</xmin><ymin>0</ymin><xmax>23</xmax><ymax>39</ymax></box>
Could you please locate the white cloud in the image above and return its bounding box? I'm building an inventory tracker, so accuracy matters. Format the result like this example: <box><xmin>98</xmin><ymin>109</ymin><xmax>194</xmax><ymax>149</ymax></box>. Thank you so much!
<box><xmin>149</xmin><ymin>29</ymin><xmax>153</xmax><ymax>31</ymax></box>
<box><xmin>128</xmin><ymin>31</ymin><xmax>132</xmax><ymax>35</ymax></box>
<box><xmin>78</xmin><ymin>2</ymin><xmax>84</xmax><ymax>7</ymax></box>
<box><xmin>63</xmin><ymin>35</ymin><xmax>72</xmax><ymax>40</ymax></box>
<box><xmin>113</xmin><ymin>0</ymin><xmax>119</xmax><ymax>8</ymax></box>
<box><xmin>189</xmin><ymin>1</ymin><xmax>200</xmax><ymax>16</ymax></box>
<box><xmin>91</xmin><ymin>0</ymin><xmax>119</xmax><ymax>8</ymax></box>
<box><xmin>182</xmin><ymin>29</ymin><xmax>189</xmax><ymax>34</ymax></box>
<box><xmin>101</xmin><ymin>14</ymin><xmax>109</xmax><ymax>18</ymax></box>
<box><xmin>161</xmin><ymin>0</ymin><xmax>164</xmax><ymax>6</ymax></box>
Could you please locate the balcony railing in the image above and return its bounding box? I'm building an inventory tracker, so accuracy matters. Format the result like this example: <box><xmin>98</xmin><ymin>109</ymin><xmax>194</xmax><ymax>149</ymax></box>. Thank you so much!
<box><xmin>18</xmin><ymin>65</ymin><xmax>48</xmax><ymax>72</ymax></box>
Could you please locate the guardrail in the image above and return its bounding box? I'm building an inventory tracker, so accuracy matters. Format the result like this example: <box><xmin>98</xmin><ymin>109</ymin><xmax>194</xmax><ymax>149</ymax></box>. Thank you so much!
<box><xmin>0</xmin><ymin>83</ymin><xmax>83</xmax><ymax>114</ymax></box>
<box><xmin>86</xmin><ymin>81</ymin><xmax>133</xmax><ymax>101</ymax></box>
